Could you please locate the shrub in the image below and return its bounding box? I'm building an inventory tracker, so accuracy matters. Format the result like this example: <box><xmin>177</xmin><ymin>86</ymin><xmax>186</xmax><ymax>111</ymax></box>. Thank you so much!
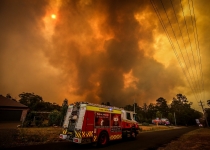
<box><xmin>142</xmin><ymin>122</ymin><xmax>150</xmax><ymax>126</ymax></box>
<box><xmin>48</xmin><ymin>110</ymin><xmax>61</xmax><ymax>126</ymax></box>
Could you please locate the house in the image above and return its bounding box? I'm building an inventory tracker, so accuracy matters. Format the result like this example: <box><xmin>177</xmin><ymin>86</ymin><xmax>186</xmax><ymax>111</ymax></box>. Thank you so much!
<box><xmin>0</xmin><ymin>95</ymin><xmax>28</xmax><ymax>122</ymax></box>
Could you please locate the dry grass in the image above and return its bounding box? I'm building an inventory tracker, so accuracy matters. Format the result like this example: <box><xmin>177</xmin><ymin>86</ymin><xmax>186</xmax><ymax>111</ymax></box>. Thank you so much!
<box><xmin>0</xmin><ymin>125</ymin><xmax>191</xmax><ymax>149</ymax></box>
<box><xmin>0</xmin><ymin>127</ymin><xmax>63</xmax><ymax>148</ymax></box>
<box><xmin>16</xmin><ymin>127</ymin><xmax>63</xmax><ymax>143</ymax></box>
<box><xmin>158</xmin><ymin>128</ymin><xmax>210</xmax><ymax>150</ymax></box>
<box><xmin>139</xmin><ymin>125</ymin><xmax>172</xmax><ymax>131</ymax></box>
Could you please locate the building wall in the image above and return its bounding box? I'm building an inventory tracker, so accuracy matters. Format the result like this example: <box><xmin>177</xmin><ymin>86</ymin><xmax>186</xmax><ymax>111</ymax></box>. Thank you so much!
<box><xmin>20</xmin><ymin>109</ymin><xmax>28</xmax><ymax>122</ymax></box>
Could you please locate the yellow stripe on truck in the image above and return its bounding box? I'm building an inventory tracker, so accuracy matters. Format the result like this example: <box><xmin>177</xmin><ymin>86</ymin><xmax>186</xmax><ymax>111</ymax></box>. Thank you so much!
<box><xmin>86</xmin><ymin>106</ymin><xmax>121</xmax><ymax>114</ymax></box>
<box><xmin>75</xmin><ymin>131</ymin><xmax>82</xmax><ymax>138</ymax></box>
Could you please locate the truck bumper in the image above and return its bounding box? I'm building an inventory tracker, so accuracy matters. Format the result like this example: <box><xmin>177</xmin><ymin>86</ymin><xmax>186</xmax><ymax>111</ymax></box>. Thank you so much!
<box><xmin>73</xmin><ymin>137</ymin><xmax>82</xmax><ymax>143</ymax></box>
<box><xmin>59</xmin><ymin>134</ymin><xmax>67</xmax><ymax>140</ymax></box>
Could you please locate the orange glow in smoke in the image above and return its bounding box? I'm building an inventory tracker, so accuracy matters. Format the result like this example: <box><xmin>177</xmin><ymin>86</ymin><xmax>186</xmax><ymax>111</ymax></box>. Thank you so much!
<box><xmin>51</xmin><ymin>14</ymin><xmax>56</xmax><ymax>19</ymax></box>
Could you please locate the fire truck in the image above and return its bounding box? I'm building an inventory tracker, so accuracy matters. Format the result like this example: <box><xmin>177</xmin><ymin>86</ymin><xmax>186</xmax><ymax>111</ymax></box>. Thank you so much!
<box><xmin>152</xmin><ymin>118</ymin><xmax>170</xmax><ymax>125</ymax></box>
<box><xmin>59</xmin><ymin>102</ymin><xmax>139</xmax><ymax>146</ymax></box>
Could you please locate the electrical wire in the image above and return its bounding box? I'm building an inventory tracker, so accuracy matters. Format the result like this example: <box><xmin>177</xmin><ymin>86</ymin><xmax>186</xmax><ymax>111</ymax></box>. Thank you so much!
<box><xmin>151</xmin><ymin>0</ymin><xmax>205</xmax><ymax>102</ymax></box>
<box><xmin>160</xmin><ymin>0</ymin><xmax>200</xmax><ymax>101</ymax></box>
<box><xmin>179</xmin><ymin>0</ymin><xmax>203</xmax><ymax>101</ymax></box>
<box><xmin>187</xmin><ymin>0</ymin><xmax>203</xmax><ymax>100</ymax></box>
<box><xmin>150</xmin><ymin>0</ymin><xmax>199</xmax><ymax>101</ymax></box>
<box><xmin>190</xmin><ymin>0</ymin><xmax>205</xmax><ymax>101</ymax></box>
<box><xmin>169</xmin><ymin>0</ymin><xmax>200</xmax><ymax>100</ymax></box>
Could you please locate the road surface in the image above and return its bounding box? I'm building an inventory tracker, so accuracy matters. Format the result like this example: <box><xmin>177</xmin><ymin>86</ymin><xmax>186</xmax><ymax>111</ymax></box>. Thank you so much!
<box><xmin>3</xmin><ymin>127</ymin><xmax>197</xmax><ymax>150</ymax></box>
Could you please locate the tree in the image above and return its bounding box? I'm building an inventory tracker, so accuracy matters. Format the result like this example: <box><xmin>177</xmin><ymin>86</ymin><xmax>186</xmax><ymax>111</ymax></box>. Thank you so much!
<box><xmin>176</xmin><ymin>94</ymin><xmax>188</xmax><ymax>104</ymax></box>
<box><xmin>19</xmin><ymin>92</ymin><xmax>43</xmax><ymax>110</ymax></box>
<box><xmin>143</xmin><ymin>103</ymin><xmax>148</xmax><ymax>112</ymax></box>
<box><xmin>147</xmin><ymin>103</ymin><xmax>156</xmax><ymax>119</ymax></box>
<box><xmin>124</xmin><ymin>104</ymin><xmax>134</xmax><ymax>111</ymax></box>
<box><xmin>101</xmin><ymin>102</ymin><xmax>111</xmax><ymax>106</ymax></box>
<box><xmin>6</xmin><ymin>94</ymin><xmax>12</xmax><ymax>99</ymax></box>
<box><xmin>156</xmin><ymin>97</ymin><xmax>169</xmax><ymax>118</ymax></box>
<box><xmin>207</xmin><ymin>100</ymin><xmax>210</xmax><ymax>107</ymax></box>
<box><xmin>167</xmin><ymin>112</ymin><xmax>174</xmax><ymax>124</ymax></box>
<box><xmin>48</xmin><ymin>110</ymin><xmax>61</xmax><ymax>126</ymax></box>
<box><xmin>169</xmin><ymin>94</ymin><xmax>201</xmax><ymax>126</ymax></box>
<box><xmin>156</xmin><ymin>111</ymin><xmax>162</xmax><ymax>119</ymax></box>
<box><xmin>5</xmin><ymin>93</ymin><xmax>17</xmax><ymax>102</ymax></box>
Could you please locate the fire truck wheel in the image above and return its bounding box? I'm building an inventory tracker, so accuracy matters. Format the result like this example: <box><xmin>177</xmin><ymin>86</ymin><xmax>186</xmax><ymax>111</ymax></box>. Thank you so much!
<box><xmin>98</xmin><ymin>131</ymin><xmax>109</xmax><ymax>146</ymax></box>
<box><xmin>131</xmin><ymin>131</ymin><xmax>137</xmax><ymax>140</ymax></box>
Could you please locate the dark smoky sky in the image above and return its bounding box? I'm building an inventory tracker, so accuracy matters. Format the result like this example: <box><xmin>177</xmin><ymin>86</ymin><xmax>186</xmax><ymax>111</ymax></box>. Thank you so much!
<box><xmin>0</xmin><ymin>0</ymin><xmax>209</xmax><ymax>110</ymax></box>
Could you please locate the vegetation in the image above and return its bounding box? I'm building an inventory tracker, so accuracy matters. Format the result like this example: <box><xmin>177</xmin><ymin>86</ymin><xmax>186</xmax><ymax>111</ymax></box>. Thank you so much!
<box><xmin>158</xmin><ymin>128</ymin><xmax>210</xmax><ymax>150</ymax></box>
<box><xmin>123</xmin><ymin>94</ymin><xmax>203</xmax><ymax>126</ymax></box>
<box><xmin>19</xmin><ymin>92</ymin><xmax>61</xmax><ymax>111</ymax></box>
<box><xmin>17</xmin><ymin>92</ymin><xmax>62</xmax><ymax>127</ymax></box>
<box><xmin>207</xmin><ymin>100</ymin><xmax>210</xmax><ymax>107</ymax></box>
<box><xmin>0</xmin><ymin>127</ymin><xmax>63</xmax><ymax>148</ymax></box>
<box><xmin>48</xmin><ymin>110</ymin><xmax>61</xmax><ymax>126</ymax></box>
<box><xmin>0</xmin><ymin>125</ymin><xmax>172</xmax><ymax>148</ymax></box>
<box><xmin>205</xmin><ymin>108</ymin><xmax>210</xmax><ymax>126</ymax></box>
<box><xmin>4</xmin><ymin>92</ymin><xmax>205</xmax><ymax>127</ymax></box>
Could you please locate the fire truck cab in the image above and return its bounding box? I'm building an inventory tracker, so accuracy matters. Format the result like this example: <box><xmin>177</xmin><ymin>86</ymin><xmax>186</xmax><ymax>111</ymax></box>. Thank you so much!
<box><xmin>59</xmin><ymin>102</ymin><xmax>139</xmax><ymax>146</ymax></box>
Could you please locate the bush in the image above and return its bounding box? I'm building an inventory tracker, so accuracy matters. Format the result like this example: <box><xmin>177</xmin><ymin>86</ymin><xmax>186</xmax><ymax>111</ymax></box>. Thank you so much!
<box><xmin>22</xmin><ymin>120</ymin><xmax>31</xmax><ymax>127</ymax></box>
<box><xmin>142</xmin><ymin>122</ymin><xmax>150</xmax><ymax>126</ymax></box>
<box><xmin>22</xmin><ymin>112</ymin><xmax>35</xmax><ymax>127</ymax></box>
<box><xmin>138</xmin><ymin>127</ymin><xmax>143</xmax><ymax>132</ymax></box>
<box><xmin>48</xmin><ymin>110</ymin><xmax>61</xmax><ymax>126</ymax></box>
<box><xmin>35</xmin><ymin>116</ymin><xmax>44</xmax><ymax>127</ymax></box>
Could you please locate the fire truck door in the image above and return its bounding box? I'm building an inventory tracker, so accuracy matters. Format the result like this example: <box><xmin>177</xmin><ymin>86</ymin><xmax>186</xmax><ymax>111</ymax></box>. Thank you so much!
<box><xmin>86</xmin><ymin>111</ymin><xmax>94</xmax><ymax>131</ymax></box>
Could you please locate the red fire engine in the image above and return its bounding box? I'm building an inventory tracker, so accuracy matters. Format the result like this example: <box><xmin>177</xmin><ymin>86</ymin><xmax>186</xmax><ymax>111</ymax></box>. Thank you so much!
<box><xmin>59</xmin><ymin>102</ymin><xmax>139</xmax><ymax>146</ymax></box>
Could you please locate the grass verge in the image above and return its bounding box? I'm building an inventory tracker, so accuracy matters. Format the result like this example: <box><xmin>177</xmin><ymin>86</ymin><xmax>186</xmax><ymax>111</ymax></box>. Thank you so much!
<box><xmin>139</xmin><ymin>125</ymin><xmax>173</xmax><ymax>132</ymax></box>
<box><xmin>0</xmin><ymin>127</ymin><xmax>63</xmax><ymax>148</ymax></box>
<box><xmin>158</xmin><ymin>128</ymin><xmax>210</xmax><ymax>150</ymax></box>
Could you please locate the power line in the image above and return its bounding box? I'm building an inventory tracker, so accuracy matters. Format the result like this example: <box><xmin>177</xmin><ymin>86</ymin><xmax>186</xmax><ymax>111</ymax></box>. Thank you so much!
<box><xmin>150</xmin><ymin>0</ymin><xmax>198</xmax><ymax>101</ymax></box>
<box><xmin>187</xmin><ymin>0</ymin><xmax>203</xmax><ymax>100</ymax></box>
<box><xmin>179</xmin><ymin>0</ymin><xmax>202</xmax><ymax>101</ymax></box>
<box><xmin>162</xmin><ymin>0</ymin><xmax>201</xmax><ymax>100</ymax></box>
<box><xmin>190</xmin><ymin>0</ymin><xmax>205</xmax><ymax>101</ymax></box>
<box><xmin>169</xmin><ymin>0</ymin><xmax>200</xmax><ymax>100</ymax></box>
<box><xmin>150</xmin><ymin>0</ymin><xmax>205</xmax><ymax>102</ymax></box>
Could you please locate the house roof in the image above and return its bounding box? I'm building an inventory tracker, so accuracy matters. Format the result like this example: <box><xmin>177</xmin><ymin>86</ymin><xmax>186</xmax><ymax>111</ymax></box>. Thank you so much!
<box><xmin>0</xmin><ymin>95</ymin><xmax>28</xmax><ymax>108</ymax></box>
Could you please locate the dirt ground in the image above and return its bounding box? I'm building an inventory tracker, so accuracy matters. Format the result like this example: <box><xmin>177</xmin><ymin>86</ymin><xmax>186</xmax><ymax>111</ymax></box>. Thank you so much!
<box><xmin>158</xmin><ymin>128</ymin><xmax>210</xmax><ymax>150</ymax></box>
<box><xmin>0</xmin><ymin>122</ymin><xmax>63</xmax><ymax>149</ymax></box>
<box><xmin>0</xmin><ymin>122</ymin><xmax>22</xmax><ymax>129</ymax></box>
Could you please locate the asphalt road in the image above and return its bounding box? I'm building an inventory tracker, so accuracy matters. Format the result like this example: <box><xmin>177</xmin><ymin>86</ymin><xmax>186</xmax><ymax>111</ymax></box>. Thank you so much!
<box><xmin>3</xmin><ymin>127</ymin><xmax>197</xmax><ymax>150</ymax></box>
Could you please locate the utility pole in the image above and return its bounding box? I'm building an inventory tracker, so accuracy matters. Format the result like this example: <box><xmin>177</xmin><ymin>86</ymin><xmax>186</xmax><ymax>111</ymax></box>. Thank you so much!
<box><xmin>198</xmin><ymin>100</ymin><xmax>209</xmax><ymax>127</ymax></box>
<box><xmin>133</xmin><ymin>98</ymin><xmax>136</xmax><ymax>121</ymax></box>
<box><xmin>174</xmin><ymin>112</ymin><xmax>177</xmax><ymax>126</ymax></box>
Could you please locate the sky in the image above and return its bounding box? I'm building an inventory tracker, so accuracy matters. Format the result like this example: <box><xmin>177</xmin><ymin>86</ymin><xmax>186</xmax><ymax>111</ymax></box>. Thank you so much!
<box><xmin>0</xmin><ymin>0</ymin><xmax>209</xmax><ymax>111</ymax></box>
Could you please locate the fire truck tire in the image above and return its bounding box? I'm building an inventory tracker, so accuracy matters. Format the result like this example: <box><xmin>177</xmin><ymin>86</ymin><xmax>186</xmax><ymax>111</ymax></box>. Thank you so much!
<box><xmin>98</xmin><ymin>131</ymin><xmax>109</xmax><ymax>147</ymax></box>
<box><xmin>122</xmin><ymin>131</ymin><xmax>128</xmax><ymax>140</ymax></box>
<box><xmin>130</xmin><ymin>130</ymin><xmax>137</xmax><ymax>140</ymax></box>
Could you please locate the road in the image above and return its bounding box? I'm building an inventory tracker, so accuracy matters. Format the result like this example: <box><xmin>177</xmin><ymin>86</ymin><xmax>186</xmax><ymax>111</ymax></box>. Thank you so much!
<box><xmin>4</xmin><ymin>127</ymin><xmax>197</xmax><ymax>150</ymax></box>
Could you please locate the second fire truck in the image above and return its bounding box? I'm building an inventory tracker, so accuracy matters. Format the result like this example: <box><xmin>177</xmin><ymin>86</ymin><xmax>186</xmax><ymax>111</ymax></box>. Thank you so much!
<box><xmin>59</xmin><ymin>102</ymin><xmax>139</xmax><ymax>146</ymax></box>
